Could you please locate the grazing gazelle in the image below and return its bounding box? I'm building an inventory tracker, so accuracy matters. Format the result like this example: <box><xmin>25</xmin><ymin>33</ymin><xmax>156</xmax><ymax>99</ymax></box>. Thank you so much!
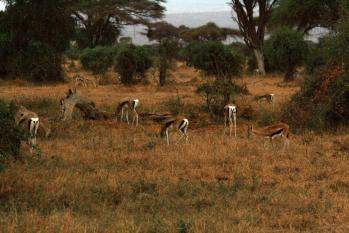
<box><xmin>224</xmin><ymin>104</ymin><xmax>237</xmax><ymax>137</ymax></box>
<box><xmin>160</xmin><ymin>118</ymin><xmax>189</xmax><ymax>145</ymax></box>
<box><xmin>255</xmin><ymin>93</ymin><xmax>274</xmax><ymax>105</ymax></box>
<box><xmin>247</xmin><ymin>122</ymin><xmax>290</xmax><ymax>149</ymax></box>
<box><xmin>116</xmin><ymin>97</ymin><xmax>140</xmax><ymax>126</ymax></box>
<box><xmin>15</xmin><ymin>106</ymin><xmax>40</xmax><ymax>154</ymax></box>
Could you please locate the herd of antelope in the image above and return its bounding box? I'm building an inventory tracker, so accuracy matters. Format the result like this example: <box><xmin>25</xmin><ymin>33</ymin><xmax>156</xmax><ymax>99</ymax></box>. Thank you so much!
<box><xmin>15</xmin><ymin>91</ymin><xmax>290</xmax><ymax>154</ymax></box>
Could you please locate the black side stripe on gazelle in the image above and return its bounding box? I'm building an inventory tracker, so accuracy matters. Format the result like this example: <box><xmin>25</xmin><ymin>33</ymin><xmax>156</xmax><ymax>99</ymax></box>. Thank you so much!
<box><xmin>178</xmin><ymin>119</ymin><xmax>188</xmax><ymax>131</ymax></box>
<box><xmin>270</xmin><ymin>128</ymin><xmax>283</xmax><ymax>137</ymax></box>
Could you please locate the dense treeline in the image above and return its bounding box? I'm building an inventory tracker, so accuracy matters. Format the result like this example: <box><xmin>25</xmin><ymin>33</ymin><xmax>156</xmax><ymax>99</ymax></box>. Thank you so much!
<box><xmin>0</xmin><ymin>0</ymin><xmax>164</xmax><ymax>82</ymax></box>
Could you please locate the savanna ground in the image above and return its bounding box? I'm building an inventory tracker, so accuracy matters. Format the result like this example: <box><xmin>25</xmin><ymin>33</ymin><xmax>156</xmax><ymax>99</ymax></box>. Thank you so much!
<box><xmin>0</xmin><ymin>62</ymin><xmax>348</xmax><ymax>233</ymax></box>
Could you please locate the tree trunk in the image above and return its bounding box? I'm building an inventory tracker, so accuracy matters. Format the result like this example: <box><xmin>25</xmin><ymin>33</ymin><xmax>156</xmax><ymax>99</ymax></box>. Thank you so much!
<box><xmin>61</xmin><ymin>91</ymin><xmax>111</xmax><ymax>121</ymax></box>
<box><xmin>253</xmin><ymin>49</ymin><xmax>266</xmax><ymax>76</ymax></box>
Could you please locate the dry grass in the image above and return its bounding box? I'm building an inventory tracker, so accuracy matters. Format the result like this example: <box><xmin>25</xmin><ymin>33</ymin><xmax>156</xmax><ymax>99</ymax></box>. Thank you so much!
<box><xmin>0</xmin><ymin>64</ymin><xmax>348</xmax><ymax>233</ymax></box>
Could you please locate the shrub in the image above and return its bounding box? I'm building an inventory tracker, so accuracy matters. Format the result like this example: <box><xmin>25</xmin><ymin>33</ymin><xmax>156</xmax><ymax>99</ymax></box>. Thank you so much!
<box><xmin>182</xmin><ymin>41</ymin><xmax>243</xmax><ymax>78</ymax></box>
<box><xmin>282</xmin><ymin>15</ymin><xmax>349</xmax><ymax>130</ymax></box>
<box><xmin>115</xmin><ymin>45</ymin><xmax>153</xmax><ymax>85</ymax></box>
<box><xmin>0</xmin><ymin>101</ymin><xmax>24</xmax><ymax>163</ymax></box>
<box><xmin>64</xmin><ymin>47</ymin><xmax>81</xmax><ymax>60</ymax></box>
<box><xmin>264</xmin><ymin>27</ymin><xmax>309</xmax><ymax>81</ymax></box>
<box><xmin>80</xmin><ymin>46</ymin><xmax>116</xmax><ymax>74</ymax></box>
<box><xmin>182</xmin><ymin>41</ymin><xmax>244</xmax><ymax>116</ymax></box>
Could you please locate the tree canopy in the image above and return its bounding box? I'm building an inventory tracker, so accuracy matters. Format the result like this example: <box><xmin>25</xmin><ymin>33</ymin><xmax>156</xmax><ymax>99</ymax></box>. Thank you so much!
<box><xmin>72</xmin><ymin>0</ymin><xmax>165</xmax><ymax>48</ymax></box>
<box><xmin>271</xmin><ymin>0</ymin><xmax>340</xmax><ymax>33</ymax></box>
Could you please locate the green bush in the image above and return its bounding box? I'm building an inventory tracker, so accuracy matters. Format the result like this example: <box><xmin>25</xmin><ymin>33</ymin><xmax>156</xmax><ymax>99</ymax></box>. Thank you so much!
<box><xmin>64</xmin><ymin>47</ymin><xmax>81</xmax><ymax>60</ymax></box>
<box><xmin>282</xmin><ymin>14</ymin><xmax>349</xmax><ymax>130</ymax></box>
<box><xmin>264</xmin><ymin>27</ymin><xmax>309</xmax><ymax>81</ymax></box>
<box><xmin>80</xmin><ymin>46</ymin><xmax>116</xmax><ymax>74</ymax></box>
<box><xmin>0</xmin><ymin>101</ymin><xmax>24</xmax><ymax>164</ymax></box>
<box><xmin>115</xmin><ymin>45</ymin><xmax>153</xmax><ymax>85</ymax></box>
<box><xmin>182</xmin><ymin>41</ymin><xmax>243</xmax><ymax>78</ymax></box>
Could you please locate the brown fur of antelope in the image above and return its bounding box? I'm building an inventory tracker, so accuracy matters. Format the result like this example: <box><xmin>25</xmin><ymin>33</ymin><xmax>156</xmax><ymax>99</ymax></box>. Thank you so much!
<box><xmin>160</xmin><ymin>118</ymin><xmax>189</xmax><ymax>145</ymax></box>
<box><xmin>255</xmin><ymin>93</ymin><xmax>274</xmax><ymax>105</ymax></box>
<box><xmin>247</xmin><ymin>122</ymin><xmax>290</xmax><ymax>149</ymax></box>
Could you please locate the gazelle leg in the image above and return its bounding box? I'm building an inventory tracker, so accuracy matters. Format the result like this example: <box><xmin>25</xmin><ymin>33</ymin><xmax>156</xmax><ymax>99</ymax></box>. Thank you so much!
<box><xmin>121</xmin><ymin>108</ymin><xmax>124</xmax><ymax>121</ymax></box>
<box><xmin>126</xmin><ymin>111</ymin><xmax>129</xmax><ymax>125</ymax></box>
<box><xmin>229</xmin><ymin>120</ymin><xmax>232</xmax><ymax>136</ymax></box>
<box><xmin>224</xmin><ymin>114</ymin><xmax>227</xmax><ymax>135</ymax></box>
<box><xmin>166</xmin><ymin>129</ymin><xmax>170</xmax><ymax>145</ymax></box>
<box><xmin>234</xmin><ymin>114</ymin><xmax>237</xmax><ymax>137</ymax></box>
<box><xmin>135</xmin><ymin>112</ymin><xmax>139</xmax><ymax>126</ymax></box>
<box><xmin>176</xmin><ymin>131</ymin><xmax>185</xmax><ymax>144</ymax></box>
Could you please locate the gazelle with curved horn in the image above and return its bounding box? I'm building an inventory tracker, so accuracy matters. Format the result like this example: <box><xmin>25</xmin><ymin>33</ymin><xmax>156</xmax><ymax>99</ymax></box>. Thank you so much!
<box><xmin>160</xmin><ymin>118</ymin><xmax>189</xmax><ymax>145</ymax></box>
<box><xmin>115</xmin><ymin>97</ymin><xmax>140</xmax><ymax>126</ymax></box>
<box><xmin>247</xmin><ymin>122</ymin><xmax>290</xmax><ymax>148</ymax></box>
<box><xmin>224</xmin><ymin>104</ymin><xmax>237</xmax><ymax>137</ymax></box>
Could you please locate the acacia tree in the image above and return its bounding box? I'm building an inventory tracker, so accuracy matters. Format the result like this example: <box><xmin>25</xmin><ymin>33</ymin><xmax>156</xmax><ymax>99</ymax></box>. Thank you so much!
<box><xmin>271</xmin><ymin>0</ymin><xmax>340</xmax><ymax>33</ymax></box>
<box><xmin>72</xmin><ymin>0</ymin><xmax>165</xmax><ymax>48</ymax></box>
<box><xmin>0</xmin><ymin>0</ymin><xmax>75</xmax><ymax>81</ymax></box>
<box><xmin>179</xmin><ymin>22</ymin><xmax>240</xmax><ymax>42</ymax></box>
<box><xmin>264</xmin><ymin>27</ymin><xmax>308</xmax><ymax>81</ymax></box>
<box><xmin>182</xmin><ymin>41</ymin><xmax>243</xmax><ymax>113</ymax></box>
<box><xmin>230</xmin><ymin>0</ymin><xmax>278</xmax><ymax>76</ymax></box>
<box><xmin>146</xmin><ymin>22</ymin><xmax>180</xmax><ymax>86</ymax></box>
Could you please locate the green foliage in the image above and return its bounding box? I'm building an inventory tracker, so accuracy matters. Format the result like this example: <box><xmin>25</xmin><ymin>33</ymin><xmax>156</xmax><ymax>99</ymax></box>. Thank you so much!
<box><xmin>182</xmin><ymin>41</ymin><xmax>243</xmax><ymax>78</ymax></box>
<box><xmin>283</xmin><ymin>7</ymin><xmax>349</xmax><ymax>130</ymax></box>
<box><xmin>179</xmin><ymin>22</ymin><xmax>240</xmax><ymax>42</ymax></box>
<box><xmin>182</xmin><ymin>41</ymin><xmax>244</xmax><ymax>115</ymax></box>
<box><xmin>115</xmin><ymin>45</ymin><xmax>153</xmax><ymax>85</ymax></box>
<box><xmin>176</xmin><ymin>219</ymin><xmax>192</xmax><ymax>233</ymax></box>
<box><xmin>80</xmin><ymin>46</ymin><xmax>116</xmax><ymax>74</ymax></box>
<box><xmin>72</xmin><ymin>0</ymin><xmax>165</xmax><ymax>48</ymax></box>
<box><xmin>64</xmin><ymin>47</ymin><xmax>82</xmax><ymax>60</ymax></box>
<box><xmin>264</xmin><ymin>27</ymin><xmax>309</xmax><ymax>81</ymax></box>
<box><xmin>0</xmin><ymin>101</ymin><xmax>24</xmax><ymax>163</ymax></box>
<box><xmin>0</xmin><ymin>0</ymin><xmax>75</xmax><ymax>82</ymax></box>
<box><xmin>271</xmin><ymin>0</ymin><xmax>340</xmax><ymax>33</ymax></box>
<box><xmin>146</xmin><ymin>22</ymin><xmax>180</xmax><ymax>86</ymax></box>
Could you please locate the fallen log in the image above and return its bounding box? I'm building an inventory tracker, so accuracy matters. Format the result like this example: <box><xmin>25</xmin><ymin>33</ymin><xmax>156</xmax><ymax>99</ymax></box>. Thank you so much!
<box><xmin>61</xmin><ymin>89</ymin><xmax>112</xmax><ymax>121</ymax></box>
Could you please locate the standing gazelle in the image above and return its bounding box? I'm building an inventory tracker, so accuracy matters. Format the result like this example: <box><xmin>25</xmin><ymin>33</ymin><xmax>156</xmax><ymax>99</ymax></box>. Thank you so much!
<box><xmin>247</xmin><ymin>122</ymin><xmax>290</xmax><ymax>149</ymax></box>
<box><xmin>116</xmin><ymin>97</ymin><xmax>140</xmax><ymax>126</ymax></box>
<box><xmin>160</xmin><ymin>118</ymin><xmax>189</xmax><ymax>145</ymax></box>
<box><xmin>224</xmin><ymin>104</ymin><xmax>237</xmax><ymax>137</ymax></box>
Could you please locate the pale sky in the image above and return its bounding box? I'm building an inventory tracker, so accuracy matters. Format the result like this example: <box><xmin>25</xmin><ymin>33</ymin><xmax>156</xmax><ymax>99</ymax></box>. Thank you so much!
<box><xmin>166</xmin><ymin>0</ymin><xmax>230</xmax><ymax>13</ymax></box>
<box><xmin>0</xmin><ymin>1</ymin><xmax>231</xmax><ymax>13</ymax></box>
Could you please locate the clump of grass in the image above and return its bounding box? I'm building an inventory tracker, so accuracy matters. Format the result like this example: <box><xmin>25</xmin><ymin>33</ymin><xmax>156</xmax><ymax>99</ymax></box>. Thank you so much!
<box><xmin>164</xmin><ymin>95</ymin><xmax>184</xmax><ymax>116</ymax></box>
<box><xmin>176</xmin><ymin>219</ymin><xmax>192</xmax><ymax>233</ymax></box>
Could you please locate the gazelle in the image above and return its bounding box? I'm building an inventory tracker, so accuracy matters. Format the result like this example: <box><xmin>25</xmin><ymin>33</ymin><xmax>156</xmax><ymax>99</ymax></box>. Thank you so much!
<box><xmin>116</xmin><ymin>97</ymin><xmax>140</xmax><ymax>126</ymax></box>
<box><xmin>160</xmin><ymin>118</ymin><xmax>189</xmax><ymax>145</ymax></box>
<box><xmin>247</xmin><ymin>122</ymin><xmax>290</xmax><ymax>149</ymax></box>
<box><xmin>224</xmin><ymin>104</ymin><xmax>237</xmax><ymax>137</ymax></box>
<box><xmin>255</xmin><ymin>93</ymin><xmax>274</xmax><ymax>105</ymax></box>
<box><xmin>15</xmin><ymin>106</ymin><xmax>40</xmax><ymax>154</ymax></box>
